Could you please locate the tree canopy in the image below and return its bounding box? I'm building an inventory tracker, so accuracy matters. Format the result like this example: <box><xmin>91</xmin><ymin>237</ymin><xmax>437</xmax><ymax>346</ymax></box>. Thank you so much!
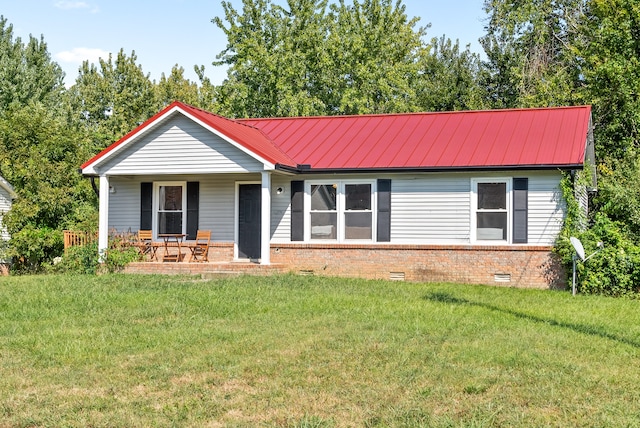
<box><xmin>213</xmin><ymin>0</ymin><xmax>483</xmax><ymax>117</ymax></box>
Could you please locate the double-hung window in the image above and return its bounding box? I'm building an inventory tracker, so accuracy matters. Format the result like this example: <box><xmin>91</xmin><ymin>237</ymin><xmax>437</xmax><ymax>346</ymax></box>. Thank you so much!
<box><xmin>472</xmin><ymin>178</ymin><xmax>511</xmax><ymax>243</ymax></box>
<box><xmin>306</xmin><ymin>181</ymin><xmax>374</xmax><ymax>241</ymax></box>
<box><xmin>154</xmin><ymin>182</ymin><xmax>186</xmax><ymax>236</ymax></box>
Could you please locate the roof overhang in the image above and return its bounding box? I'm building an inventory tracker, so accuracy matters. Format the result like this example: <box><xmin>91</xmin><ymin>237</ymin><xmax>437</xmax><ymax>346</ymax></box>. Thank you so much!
<box><xmin>275</xmin><ymin>163</ymin><xmax>586</xmax><ymax>175</ymax></box>
<box><xmin>0</xmin><ymin>176</ymin><xmax>16</xmax><ymax>199</ymax></box>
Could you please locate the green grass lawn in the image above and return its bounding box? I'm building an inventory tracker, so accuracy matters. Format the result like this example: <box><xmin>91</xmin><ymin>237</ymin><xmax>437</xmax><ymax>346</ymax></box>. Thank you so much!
<box><xmin>1</xmin><ymin>274</ymin><xmax>640</xmax><ymax>427</ymax></box>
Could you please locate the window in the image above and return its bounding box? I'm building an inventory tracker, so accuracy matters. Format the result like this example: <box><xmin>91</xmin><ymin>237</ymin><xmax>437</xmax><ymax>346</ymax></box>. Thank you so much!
<box><xmin>310</xmin><ymin>184</ymin><xmax>337</xmax><ymax>239</ymax></box>
<box><xmin>472</xmin><ymin>178</ymin><xmax>510</xmax><ymax>242</ymax></box>
<box><xmin>154</xmin><ymin>182</ymin><xmax>186</xmax><ymax>236</ymax></box>
<box><xmin>306</xmin><ymin>181</ymin><xmax>374</xmax><ymax>241</ymax></box>
<box><xmin>344</xmin><ymin>184</ymin><xmax>372</xmax><ymax>239</ymax></box>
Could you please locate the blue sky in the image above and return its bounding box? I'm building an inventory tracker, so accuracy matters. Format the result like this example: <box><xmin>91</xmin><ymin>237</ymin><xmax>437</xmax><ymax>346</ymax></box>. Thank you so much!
<box><xmin>3</xmin><ymin>1</ymin><xmax>488</xmax><ymax>87</ymax></box>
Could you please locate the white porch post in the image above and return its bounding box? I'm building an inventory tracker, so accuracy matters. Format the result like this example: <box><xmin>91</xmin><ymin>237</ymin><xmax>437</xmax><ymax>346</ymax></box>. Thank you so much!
<box><xmin>260</xmin><ymin>171</ymin><xmax>271</xmax><ymax>265</ymax></box>
<box><xmin>98</xmin><ymin>175</ymin><xmax>110</xmax><ymax>262</ymax></box>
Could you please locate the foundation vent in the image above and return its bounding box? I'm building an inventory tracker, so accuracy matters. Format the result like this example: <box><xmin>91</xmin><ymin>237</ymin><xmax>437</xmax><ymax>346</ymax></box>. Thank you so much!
<box><xmin>389</xmin><ymin>272</ymin><xmax>406</xmax><ymax>281</ymax></box>
<box><xmin>494</xmin><ymin>273</ymin><xmax>511</xmax><ymax>283</ymax></box>
<box><xmin>299</xmin><ymin>270</ymin><xmax>315</xmax><ymax>276</ymax></box>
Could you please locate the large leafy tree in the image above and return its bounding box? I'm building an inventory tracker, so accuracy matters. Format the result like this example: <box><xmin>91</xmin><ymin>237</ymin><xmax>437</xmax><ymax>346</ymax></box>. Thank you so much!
<box><xmin>324</xmin><ymin>0</ymin><xmax>426</xmax><ymax>114</ymax></box>
<box><xmin>416</xmin><ymin>36</ymin><xmax>485</xmax><ymax>111</ymax></box>
<box><xmin>578</xmin><ymin>0</ymin><xmax>640</xmax><ymax>238</ymax></box>
<box><xmin>67</xmin><ymin>49</ymin><xmax>159</xmax><ymax>152</ymax></box>
<box><xmin>212</xmin><ymin>0</ymin><xmax>481</xmax><ymax>117</ymax></box>
<box><xmin>156</xmin><ymin>65</ymin><xmax>219</xmax><ymax>112</ymax></box>
<box><xmin>214</xmin><ymin>0</ymin><xmax>332</xmax><ymax>117</ymax></box>
<box><xmin>0</xmin><ymin>17</ymin><xmax>65</xmax><ymax>112</ymax></box>
<box><xmin>479</xmin><ymin>0</ymin><xmax>585</xmax><ymax>108</ymax></box>
<box><xmin>0</xmin><ymin>18</ymin><xmax>94</xmax><ymax>270</ymax></box>
<box><xmin>577</xmin><ymin>0</ymin><xmax>640</xmax><ymax>160</ymax></box>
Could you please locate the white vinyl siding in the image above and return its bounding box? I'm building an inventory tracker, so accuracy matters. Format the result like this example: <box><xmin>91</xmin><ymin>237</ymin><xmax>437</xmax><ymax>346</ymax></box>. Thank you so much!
<box><xmin>391</xmin><ymin>176</ymin><xmax>471</xmax><ymax>244</ymax></box>
<box><xmin>270</xmin><ymin>175</ymin><xmax>292</xmax><ymax>242</ymax></box>
<box><xmin>98</xmin><ymin>115</ymin><xmax>264</xmax><ymax>175</ymax></box>
<box><xmin>528</xmin><ymin>173</ymin><xmax>565</xmax><ymax>245</ymax></box>
<box><xmin>0</xmin><ymin>185</ymin><xmax>11</xmax><ymax>242</ymax></box>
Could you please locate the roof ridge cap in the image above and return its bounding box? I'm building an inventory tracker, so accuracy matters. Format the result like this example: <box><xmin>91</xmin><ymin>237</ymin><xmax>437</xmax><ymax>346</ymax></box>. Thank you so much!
<box><xmin>238</xmin><ymin>105</ymin><xmax>592</xmax><ymax>121</ymax></box>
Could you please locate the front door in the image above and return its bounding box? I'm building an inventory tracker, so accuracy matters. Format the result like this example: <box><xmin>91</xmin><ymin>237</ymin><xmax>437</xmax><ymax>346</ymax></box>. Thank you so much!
<box><xmin>238</xmin><ymin>184</ymin><xmax>261</xmax><ymax>260</ymax></box>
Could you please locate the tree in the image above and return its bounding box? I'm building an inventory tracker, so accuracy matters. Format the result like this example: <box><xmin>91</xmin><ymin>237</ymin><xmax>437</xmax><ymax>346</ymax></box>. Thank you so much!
<box><xmin>214</xmin><ymin>0</ymin><xmax>332</xmax><ymax>117</ymax></box>
<box><xmin>479</xmin><ymin>0</ymin><xmax>585</xmax><ymax>108</ymax></box>
<box><xmin>577</xmin><ymin>0</ymin><xmax>640</xmax><ymax>160</ymax></box>
<box><xmin>415</xmin><ymin>36</ymin><xmax>485</xmax><ymax>111</ymax></box>
<box><xmin>67</xmin><ymin>49</ymin><xmax>159</xmax><ymax>152</ymax></box>
<box><xmin>212</xmin><ymin>0</ymin><xmax>478</xmax><ymax>117</ymax></box>
<box><xmin>156</xmin><ymin>65</ymin><xmax>215</xmax><ymax>110</ymax></box>
<box><xmin>323</xmin><ymin>0</ymin><xmax>426</xmax><ymax>114</ymax></box>
<box><xmin>0</xmin><ymin>16</ymin><xmax>65</xmax><ymax>113</ymax></box>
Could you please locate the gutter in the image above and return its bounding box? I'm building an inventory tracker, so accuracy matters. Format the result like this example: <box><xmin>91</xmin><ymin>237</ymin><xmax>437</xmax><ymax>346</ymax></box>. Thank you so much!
<box><xmin>275</xmin><ymin>163</ymin><xmax>586</xmax><ymax>175</ymax></box>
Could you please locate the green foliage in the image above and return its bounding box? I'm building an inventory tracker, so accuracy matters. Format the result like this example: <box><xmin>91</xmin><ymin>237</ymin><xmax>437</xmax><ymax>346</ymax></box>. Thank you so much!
<box><xmin>577</xmin><ymin>0</ymin><xmax>640</xmax><ymax>160</ymax></box>
<box><xmin>49</xmin><ymin>240</ymin><xmax>99</xmax><ymax>274</ymax></box>
<box><xmin>0</xmin><ymin>17</ymin><xmax>65</xmax><ymax>113</ymax></box>
<box><xmin>48</xmin><ymin>237</ymin><xmax>141</xmax><ymax>275</ymax></box>
<box><xmin>213</xmin><ymin>0</ymin><xmax>482</xmax><ymax>117</ymax></box>
<box><xmin>595</xmin><ymin>154</ymin><xmax>640</xmax><ymax>238</ymax></box>
<box><xmin>67</xmin><ymin>49</ymin><xmax>160</xmax><ymax>152</ymax></box>
<box><xmin>7</xmin><ymin>226</ymin><xmax>63</xmax><ymax>272</ymax></box>
<box><xmin>577</xmin><ymin>213</ymin><xmax>640</xmax><ymax>296</ymax></box>
<box><xmin>557</xmin><ymin>173</ymin><xmax>640</xmax><ymax>296</ymax></box>
<box><xmin>479</xmin><ymin>0</ymin><xmax>584</xmax><ymax>108</ymax></box>
<box><xmin>103</xmin><ymin>240</ymin><xmax>141</xmax><ymax>273</ymax></box>
<box><xmin>417</xmin><ymin>36</ymin><xmax>485</xmax><ymax>111</ymax></box>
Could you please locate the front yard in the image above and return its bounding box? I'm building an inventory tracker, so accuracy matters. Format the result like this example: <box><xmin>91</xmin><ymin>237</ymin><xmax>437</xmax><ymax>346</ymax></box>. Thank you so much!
<box><xmin>1</xmin><ymin>274</ymin><xmax>639</xmax><ymax>427</ymax></box>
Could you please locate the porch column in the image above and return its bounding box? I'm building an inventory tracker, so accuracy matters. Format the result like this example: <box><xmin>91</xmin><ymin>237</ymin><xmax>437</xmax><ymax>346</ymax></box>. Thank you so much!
<box><xmin>98</xmin><ymin>175</ymin><xmax>109</xmax><ymax>262</ymax></box>
<box><xmin>261</xmin><ymin>171</ymin><xmax>271</xmax><ymax>265</ymax></box>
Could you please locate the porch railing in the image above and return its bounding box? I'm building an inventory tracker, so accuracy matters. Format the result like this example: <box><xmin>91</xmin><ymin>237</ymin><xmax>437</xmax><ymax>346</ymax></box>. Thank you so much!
<box><xmin>63</xmin><ymin>230</ymin><xmax>97</xmax><ymax>254</ymax></box>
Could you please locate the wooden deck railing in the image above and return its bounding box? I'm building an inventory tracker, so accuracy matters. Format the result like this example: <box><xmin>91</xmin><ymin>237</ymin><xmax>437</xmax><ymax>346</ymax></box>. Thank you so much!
<box><xmin>63</xmin><ymin>230</ymin><xmax>96</xmax><ymax>254</ymax></box>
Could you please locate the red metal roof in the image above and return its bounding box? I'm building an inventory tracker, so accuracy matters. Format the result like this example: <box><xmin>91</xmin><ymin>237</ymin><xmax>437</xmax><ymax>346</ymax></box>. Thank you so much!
<box><xmin>83</xmin><ymin>103</ymin><xmax>592</xmax><ymax>172</ymax></box>
<box><xmin>240</xmin><ymin>106</ymin><xmax>592</xmax><ymax>170</ymax></box>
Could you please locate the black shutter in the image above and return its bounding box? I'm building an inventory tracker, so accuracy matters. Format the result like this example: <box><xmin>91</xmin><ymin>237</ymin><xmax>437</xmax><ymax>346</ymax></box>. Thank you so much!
<box><xmin>513</xmin><ymin>178</ymin><xmax>528</xmax><ymax>243</ymax></box>
<box><xmin>186</xmin><ymin>182</ymin><xmax>199</xmax><ymax>240</ymax></box>
<box><xmin>377</xmin><ymin>179</ymin><xmax>391</xmax><ymax>242</ymax></box>
<box><xmin>140</xmin><ymin>182</ymin><xmax>153</xmax><ymax>230</ymax></box>
<box><xmin>291</xmin><ymin>180</ymin><xmax>304</xmax><ymax>241</ymax></box>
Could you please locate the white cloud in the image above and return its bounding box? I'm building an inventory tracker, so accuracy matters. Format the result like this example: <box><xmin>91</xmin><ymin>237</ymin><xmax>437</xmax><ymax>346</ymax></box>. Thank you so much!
<box><xmin>55</xmin><ymin>47</ymin><xmax>110</xmax><ymax>65</ymax></box>
<box><xmin>54</xmin><ymin>1</ymin><xmax>88</xmax><ymax>9</ymax></box>
<box><xmin>54</xmin><ymin>1</ymin><xmax>99</xmax><ymax>13</ymax></box>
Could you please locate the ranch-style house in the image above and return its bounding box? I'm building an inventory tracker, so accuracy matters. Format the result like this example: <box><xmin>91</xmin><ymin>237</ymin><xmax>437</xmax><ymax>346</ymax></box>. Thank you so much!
<box><xmin>81</xmin><ymin>102</ymin><xmax>595</xmax><ymax>288</ymax></box>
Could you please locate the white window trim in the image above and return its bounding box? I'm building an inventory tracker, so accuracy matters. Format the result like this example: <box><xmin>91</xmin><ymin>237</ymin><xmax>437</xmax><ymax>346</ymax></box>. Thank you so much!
<box><xmin>152</xmin><ymin>181</ymin><xmax>187</xmax><ymax>239</ymax></box>
<box><xmin>304</xmin><ymin>179</ymin><xmax>377</xmax><ymax>243</ymax></box>
<box><xmin>470</xmin><ymin>177</ymin><xmax>512</xmax><ymax>244</ymax></box>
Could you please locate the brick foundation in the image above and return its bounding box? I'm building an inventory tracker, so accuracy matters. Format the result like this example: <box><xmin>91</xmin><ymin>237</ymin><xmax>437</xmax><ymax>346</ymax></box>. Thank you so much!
<box><xmin>270</xmin><ymin>244</ymin><xmax>565</xmax><ymax>289</ymax></box>
<box><xmin>0</xmin><ymin>263</ymin><xmax>8</xmax><ymax>276</ymax></box>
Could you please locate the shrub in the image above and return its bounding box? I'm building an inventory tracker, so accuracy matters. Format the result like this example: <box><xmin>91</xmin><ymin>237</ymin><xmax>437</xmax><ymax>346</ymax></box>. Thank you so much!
<box><xmin>47</xmin><ymin>236</ymin><xmax>141</xmax><ymax>275</ymax></box>
<box><xmin>556</xmin><ymin>173</ymin><xmax>640</xmax><ymax>296</ymax></box>
<box><xmin>49</xmin><ymin>240</ymin><xmax>99</xmax><ymax>274</ymax></box>
<box><xmin>103</xmin><ymin>239</ymin><xmax>141</xmax><ymax>273</ymax></box>
<box><xmin>8</xmin><ymin>226</ymin><xmax>63</xmax><ymax>273</ymax></box>
<box><xmin>576</xmin><ymin>214</ymin><xmax>640</xmax><ymax>296</ymax></box>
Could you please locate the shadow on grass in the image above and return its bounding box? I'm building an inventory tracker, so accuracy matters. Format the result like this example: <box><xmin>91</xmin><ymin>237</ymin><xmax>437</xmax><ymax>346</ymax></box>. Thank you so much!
<box><xmin>425</xmin><ymin>292</ymin><xmax>640</xmax><ymax>349</ymax></box>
